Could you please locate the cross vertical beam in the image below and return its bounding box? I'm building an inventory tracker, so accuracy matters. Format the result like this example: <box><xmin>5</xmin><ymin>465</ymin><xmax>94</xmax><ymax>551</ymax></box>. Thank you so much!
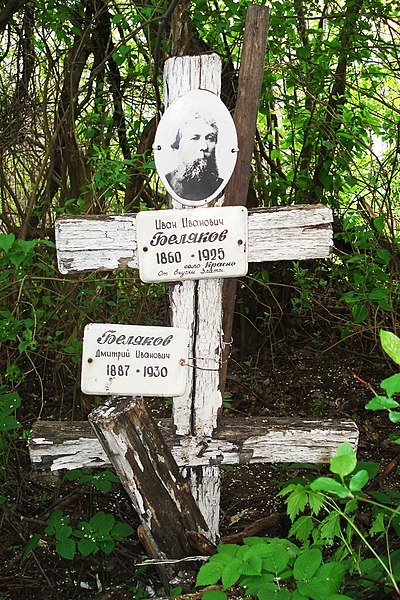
<box><xmin>164</xmin><ymin>54</ymin><xmax>224</xmax><ymax>539</ymax></box>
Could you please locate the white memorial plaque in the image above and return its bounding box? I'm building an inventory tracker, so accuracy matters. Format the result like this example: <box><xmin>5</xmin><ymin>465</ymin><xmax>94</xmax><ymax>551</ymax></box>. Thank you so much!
<box><xmin>81</xmin><ymin>324</ymin><xmax>189</xmax><ymax>397</ymax></box>
<box><xmin>153</xmin><ymin>89</ymin><xmax>238</xmax><ymax>206</ymax></box>
<box><xmin>136</xmin><ymin>206</ymin><xmax>248</xmax><ymax>282</ymax></box>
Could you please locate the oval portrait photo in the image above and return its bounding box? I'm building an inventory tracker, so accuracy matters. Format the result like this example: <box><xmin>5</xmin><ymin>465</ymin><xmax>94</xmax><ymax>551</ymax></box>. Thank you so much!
<box><xmin>154</xmin><ymin>89</ymin><xmax>238</xmax><ymax>206</ymax></box>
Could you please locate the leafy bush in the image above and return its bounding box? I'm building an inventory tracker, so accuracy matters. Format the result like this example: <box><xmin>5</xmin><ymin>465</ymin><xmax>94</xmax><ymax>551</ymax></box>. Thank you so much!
<box><xmin>23</xmin><ymin>509</ymin><xmax>134</xmax><ymax>562</ymax></box>
<box><xmin>196</xmin><ymin>537</ymin><xmax>350</xmax><ymax>600</ymax></box>
<box><xmin>337</xmin><ymin>218</ymin><xmax>397</xmax><ymax>325</ymax></box>
<box><xmin>64</xmin><ymin>468</ymin><xmax>121</xmax><ymax>493</ymax></box>
<box><xmin>365</xmin><ymin>330</ymin><xmax>400</xmax><ymax>444</ymax></box>
<box><xmin>197</xmin><ymin>443</ymin><xmax>400</xmax><ymax>599</ymax></box>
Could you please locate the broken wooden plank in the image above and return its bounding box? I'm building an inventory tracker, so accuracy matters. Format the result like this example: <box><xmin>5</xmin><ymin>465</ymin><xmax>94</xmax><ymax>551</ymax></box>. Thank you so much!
<box><xmin>29</xmin><ymin>416</ymin><xmax>359</xmax><ymax>471</ymax></box>
<box><xmin>88</xmin><ymin>398</ymin><xmax>213</xmax><ymax>560</ymax></box>
<box><xmin>86</xmin><ymin>397</ymin><xmax>214</xmax><ymax>588</ymax></box>
<box><xmin>55</xmin><ymin>205</ymin><xmax>333</xmax><ymax>274</ymax></box>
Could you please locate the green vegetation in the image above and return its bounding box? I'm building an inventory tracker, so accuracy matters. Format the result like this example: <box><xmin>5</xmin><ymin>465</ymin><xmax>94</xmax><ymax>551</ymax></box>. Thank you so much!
<box><xmin>196</xmin><ymin>442</ymin><xmax>400</xmax><ymax>599</ymax></box>
<box><xmin>23</xmin><ymin>509</ymin><xmax>134</xmax><ymax>562</ymax></box>
<box><xmin>365</xmin><ymin>330</ymin><xmax>400</xmax><ymax>443</ymax></box>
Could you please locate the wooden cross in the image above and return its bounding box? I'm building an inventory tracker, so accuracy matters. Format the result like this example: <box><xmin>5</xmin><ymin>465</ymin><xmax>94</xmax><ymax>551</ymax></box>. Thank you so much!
<box><xmin>29</xmin><ymin>52</ymin><xmax>358</xmax><ymax>553</ymax></box>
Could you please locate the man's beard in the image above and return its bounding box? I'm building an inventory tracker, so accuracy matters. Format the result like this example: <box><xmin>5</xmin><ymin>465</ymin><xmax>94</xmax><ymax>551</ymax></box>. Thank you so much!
<box><xmin>176</xmin><ymin>153</ymin><xmax>218</xmax><ymax>182</ymax></box>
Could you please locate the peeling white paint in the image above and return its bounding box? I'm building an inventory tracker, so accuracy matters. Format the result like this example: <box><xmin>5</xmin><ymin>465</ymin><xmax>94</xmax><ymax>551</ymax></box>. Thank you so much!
<box><xmin>56</xmin><ymin>207</ymin><xmax>332</xmax><ymax>274</ymax></box>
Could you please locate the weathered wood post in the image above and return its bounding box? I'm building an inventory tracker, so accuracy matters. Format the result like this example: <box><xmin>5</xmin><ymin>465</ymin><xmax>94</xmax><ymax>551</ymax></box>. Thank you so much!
<box><xmin>221</xmin><ymin>5</ymin><xmax>270</xmax><ymax>395</ymax></box>
<box><xmin>163</xmin><ymin>53</ymin><xmax>226</xmax><ymax>539</ymax></box>
<box><xmin>88</xmin><ymin>397</ymin><xmax>214</xmax><ymax>586</ymax></box>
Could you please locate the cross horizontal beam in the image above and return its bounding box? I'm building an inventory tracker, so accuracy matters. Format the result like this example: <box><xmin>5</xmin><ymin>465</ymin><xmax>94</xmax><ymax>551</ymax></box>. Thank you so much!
<box><xmin>55</xmin><ymin>204</ymin><xmax>333</xmax><ymax>274</ymax></box>
<box><xmin>29</xmin><ymin>415</ymin><xmax>359</xmax><ymax>472</ymax></box>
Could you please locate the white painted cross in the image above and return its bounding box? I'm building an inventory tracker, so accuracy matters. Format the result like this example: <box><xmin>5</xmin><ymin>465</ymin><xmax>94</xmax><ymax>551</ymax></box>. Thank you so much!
<box><xmin>29</xmin><ymin>55</ymin><xmax>358</xmax><ymax>542</ymax></box>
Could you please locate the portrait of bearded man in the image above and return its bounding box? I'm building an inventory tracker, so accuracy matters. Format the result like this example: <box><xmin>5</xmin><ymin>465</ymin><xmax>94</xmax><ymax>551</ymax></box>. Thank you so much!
<box><xmin>166</xmin><ymin>114</ymin><xmax>224</xmax><ymax>202</ymax></box>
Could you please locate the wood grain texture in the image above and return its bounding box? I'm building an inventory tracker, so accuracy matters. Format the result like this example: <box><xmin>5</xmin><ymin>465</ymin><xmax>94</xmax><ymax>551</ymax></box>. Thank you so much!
<box><xmin>163</xmin><ymin>53</ymin><xmax>224</xmax><ymax>538</ymax></box>
<box><xmin>223</xmin><ymin>5</ymin><xmax>269</xmax><ymax>208</ymax></box>
<box><xmin>55</xmin><ymin>205</ymin><xmax>333</xmax><ymax>274</ymax></box>
<box><xmin>29</xmin><ymin>416</ymin><xmax>359</xmax><ymax>471</ymax></box>
<box><xmin>88</xmin><ymin>398</ymin><xmax>212</xmax><ymax>563</ymax></box>
<box><xmin>220</xmin><ymin>5</ymin><xmax>269</xmax><ymax>401</ymax></box>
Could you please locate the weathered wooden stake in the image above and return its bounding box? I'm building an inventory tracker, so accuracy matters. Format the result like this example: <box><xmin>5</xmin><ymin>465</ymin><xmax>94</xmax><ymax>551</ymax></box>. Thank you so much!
<box><xmin>221</xmin><ymin>5</ymin><xmax>270</xmax><ymax>396</ymax></box>
<box><xmin>163</xmin><ymin>53</ymin><xmax>224</xmax><ymax>539</ymax></box>
<box><xmin>88</xmin><ymin>396</ymin><xmax>214</xmax><ymax>586</ymax></box>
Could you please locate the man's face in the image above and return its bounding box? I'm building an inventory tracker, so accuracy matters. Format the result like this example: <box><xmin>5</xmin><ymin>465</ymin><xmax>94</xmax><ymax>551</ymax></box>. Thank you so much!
<box><xmin>179</xmin><ymin>120</ymin><xmax>217</xmax><ymax>165</ymax></box>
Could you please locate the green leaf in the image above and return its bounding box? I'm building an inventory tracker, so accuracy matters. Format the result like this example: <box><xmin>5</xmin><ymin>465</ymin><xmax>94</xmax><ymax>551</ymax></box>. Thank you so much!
<box><xmin>55</xmin><ymin>525</ymin><xmax>72</xmax><ymax>541</ymax></box>
<box><xmin>330</xmin><ymin>442</ymin><xmax>356</xmax><ymax>477</ymax></box>
<box><xmin>89</xmin><ymin>511</ymin><xmax>115</xmax><ymax>534</ymax></box>
<box><xmin>344</xmin><ymin>497</ymin><xmax>358</xmax><ymax>514</ymax></box>
<box><xmin>352</xmin><ymin>302</ymin><xmax>367</xmax><ymax>323</ymax></box>
<box><xmin>221</xmin><ymin>558</ymin><xmax>242</xmax><ymax>588</ymax></box>
<box><xmin>196</xmin><ymin>562</ymin><xmax>223</xmax><ymax>586</ymax></box>
<box><xmin>257</xmin><ymin>583</ymin><xmax>281</xmax><ymax>599</ymax></box>
<box><xmin>241</xmin><ymin>574</ymin><xmax>272</xmax><ymax>595</ymax></box>
<box><xmin>319</xmin><ymin>512</ymin><xmax>341</xmax><ymax>542</ymax></box>
<box><xmin>285</xmin><ymin>484</ymin><xmax>310</xmax><ymax>521</ymax></box>
<box><xmin>289</xmin><ymin>515</ymin><xmax>314</xmax><ymax>543</ymax></box>
<box><xmin>310</xmin><ymin>478</ymin><xmax>349</xmax><ymax>498</ymax></box>
<box><xmin>111</xmin><ymin>521</ymin><xmax>134</xmax><ymax>540</ymax></box>
<box><xmin>380</xmin><ymin>373</ymin><xmax>400</xmax><ymax>397</ymax></box>
<box><xmin>261</xmin><ymin>546</ymin><xmax>289</xmax><ymax>574</ymax></box>
<box><xmin>294</xmin><ymin>548</ymin><xmax>323</xmax><ymax>581</ymax></box>
<box><xmin>0</xmin><ymin>390</ymin><xmax>21</xmax><ymax>431</ymax></box>
<box><xmin>291</xmin><ymin>590</ymin><xmax>309</xmax><ymax>599</ymax></box>
<box><xmin>0</xmin><ymin>415</ymin><xmax>20</xmax><ymax>431</ymax></box>
<box><xmin>354</xmin><ymin>461</ymin><xmax>380</xmax><ymax>479</ymax></box>
<box><xmin>389</xmin><ymin>410</ymin><xmax>400</xmax><ymax>423</ymax></box>
<box><xmin>78</xmin><ymin>537</ymin><xmax>98</xmax><ymax>557</ymax></box>
<box><xmin>241</xmin><ymin>554</ymin><xmax>262</xmax><ymax>576</ymax></box>
<box><xmin>21</xmin><ymin>533</ymin><xmax>41</xmax><ymax>565</ymax></box>
<box><xmin>202</xmin><ymin>592</ymin><xmax>227</xmax><ymax>600</ymax></box>
<box><xmin>369</xmin><ymin>512</ymin><xmax>386</xmax><ymax>536</ymax></box>
<box><xmin>297</xmin><ymin>562</ymin><xmax>346</xmax><ymax>598</ymax></box>
<box><xmin>380</xmin><ymin>330</ymin><xmax>400</xmax><ymax>365</ymax></box>
<box><xmin>308</xmin><ymin>490</ymin><xmax>325</xmax><ymax>516</ymax></box>
<box><xmin>98</xmin><ymin>539</ymin><xmax>115</xmax><ymax>554</ymax></box>
<box><xmin>368</xmin><ymin>287</ymin><xmax>390</xmax><ymax>302</ymax></box>
<box><xmin>359</xmin><ymin>557</ymin><xmax>384</xmax><ymax>582</ymax></box>
<box><xmin>366</xmin><ymin>396</ymin><xmax>399</xmax><ymax>410</ymax></box>
<box><xmin>349</xmin><ymin>469</ymin><xmax>369</xmax><ymax>492</ymax></box>
<box><xmin>217</xmin><ymin>543</ymin><xmax>240</xmax><ymax>557</ymax></box>
<box><xmin>169</xmin><ymin>586</ymin><xmax>183</xmax><ymax>597</ymax></box>
<box><xmin>47</xmin><ymin>510</ymin><xmax>68</xmax><ymax>529</ymax></box>
<box><xmin>56</xmin><ymin>538</ymin><xmax>76</xmax><ymax>560</ymax></box>
<box><xmin>73</xmin><ymin>522</ymin><xmax>90</xmax><ymax>538</ymax></box>
<box><xmin>244</xmin><ymin>543</ymin><xmax>274</xmax><ymax>559</ymax></box>
<box><xmin>271</xmin><ymin>590</ymin><xmax>291</xmax><ymax>599</ymax></box>
<box><xmin>208</xmin><ymin>553</ymin><xmax>231</xmax><ymax>568</ymax></box>
<box><xmin>374</xmin><ymin>216</ymin><xmax>386</xmax><ymax>233</ymax></box>
<box><xmin>0</xmin><ymin>233</ymin><xmax>15</xmax><ymax>253</ymax></box>
<box><xmin>243</xmin><ymin>537</ymin><xmax>265</xmax><ymax>546</ymax></box>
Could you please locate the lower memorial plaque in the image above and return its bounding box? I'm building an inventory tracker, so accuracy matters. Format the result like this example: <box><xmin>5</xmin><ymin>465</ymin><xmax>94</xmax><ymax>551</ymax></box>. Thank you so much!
<box><xmin>81</xmin><ymin>323</ymin><xmax>189</xmax><ymax>396</ymax></box>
